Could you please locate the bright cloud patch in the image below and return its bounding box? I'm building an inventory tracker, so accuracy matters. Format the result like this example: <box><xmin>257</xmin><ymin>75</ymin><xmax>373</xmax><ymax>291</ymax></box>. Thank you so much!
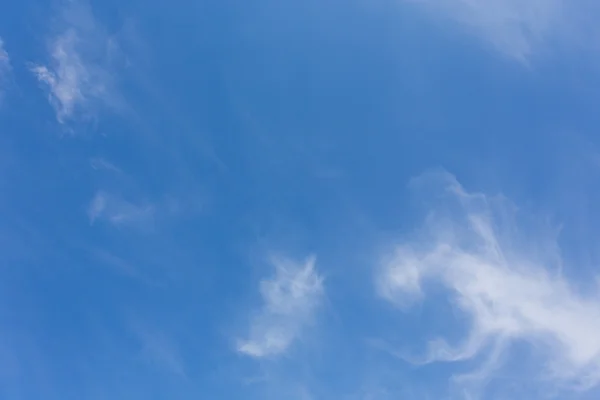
<box><xmin>405</xmin><ymin>0</ymin><xmax>585</xmax><ymax>61</ymax></box>
<box><xmin>238</xmin><ymin>255</ymin><xmax>324</xmax><ymax>358</ymax></box>
<box><xmin>378</xmin><ymin>170</ymin><xmax>600</xmax><ymax>394</ymax></box>
<box><xmin>31</xmin><ymin>5</ymin><xmax>122</xmax><ymax>123</ymax></box>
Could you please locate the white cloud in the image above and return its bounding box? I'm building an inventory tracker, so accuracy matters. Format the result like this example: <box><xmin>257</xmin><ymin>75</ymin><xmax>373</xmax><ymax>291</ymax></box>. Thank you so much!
<box><xmin>31</xmin><ymin>4</ymin><xmax>122</xmax><ymax>123</ymax></box>
<box><xmin>377</xmin><ymin>170</ymin><xmax>600</xmax><ymax>394</ymax></box>
<box><xmin>90</xmin><ymin>157</ymin><xmax>121</xmax><ymax>173</ymax></box>
<box><xmin>0</xmin><ymin>39</ymin><xmax>7</xmax><ymax>62</ymax></box>
<box><xmin>238</xmin><ymin>255</ymin><xmax>324</xmax><ymax>358</ymax></box>
<box><xmin>404</xmin><ymin>0</ymin><xmax>591</xmax><ymax>62</ymax></box>
<box><xmin>0</xmin><ymin>38</ymin><xmax>11</xmax><ymax>98</ymax></box>
<box><xmin>88</xmin><ymin>191</ymin><xmax>155</xmax><ymax>230</ymax></box>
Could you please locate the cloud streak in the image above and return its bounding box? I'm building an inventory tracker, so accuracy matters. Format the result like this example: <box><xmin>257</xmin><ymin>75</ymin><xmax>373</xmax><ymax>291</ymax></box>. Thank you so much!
<box><xmin>131</xmin><ymin>322</ymin><xmax>186</xmax><ymax>378</ymax></box>
<box><xmin>0</xmin><ymin>38</ymin><xmax>11</xmax><ymax>99</ymax></box>
<box><xmin>31</xmin><ymin>3</ymin><xmax>122</xmax><ymax>123</ymax></box>
<box><xmin>377</xmin><ymin>170</ymin><xmax>600</xmax><ymax>395</ymax></box>
<box><xmin>88</xmin><ymin>191</ymin><xmax>155</xmax><ymax>230</ymax></box>
<box><xmin>238</xmin><ymin>255</ymin><xmax>324</xmax><ymax>358</ymax></box>
<box><xmin>404</xmin><ymin>0</ymin><xmax>593</xmax><ymax>62</ymax></box>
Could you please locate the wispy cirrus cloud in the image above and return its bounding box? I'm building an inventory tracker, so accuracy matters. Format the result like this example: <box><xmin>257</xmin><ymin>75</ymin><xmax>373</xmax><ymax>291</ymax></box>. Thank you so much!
<box><xmin>130</xmin><ymin>322</ymin><xmax>186</xmax><ymax>378</ymax></box>
<box><xmin>404</xmin><ymin>0</ymin><xmax>595</xmax><ymax>62</ymax></box>
<box><xmin>237</xmin><ymin>255</ymin><xmax>324</xmax><ymax>358</ymax></box>
<box><xmin>90</xmin><ymin>157</ymin><xmax>122</xmax><ymax>173</ymax></box>
<box><xmin>0</xmin><ymin>38</ymin><xmax>11</xmax><ymax>100</ymax></box>
<box><xmin>87</xmin><ymin>190</ymin><xmax>206</xmax><ymax>232</ymax></box>
<box><xmin>86</xmin><ymin>156</ymin><xmax>208</xmax><ymax>233</ymax></box>
<box><xmin>88</xmin><ymin>191</ymin><xmax>155</xmax><ymax>230</ymax></box>
<box><xmin>31</xmin><ymin>3</ymin><xmax>123</xmax><ymax>123</ymax></box>
<box><xmin>377</xmin><ymin>170</ymin><xmax>600</xmax><ymax>397</ymax></box>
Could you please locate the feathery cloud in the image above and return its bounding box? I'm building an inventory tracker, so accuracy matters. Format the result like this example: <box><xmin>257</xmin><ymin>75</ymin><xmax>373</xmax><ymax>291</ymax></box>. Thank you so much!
<box><xmin>238</xmin><ymin>255</ymin><xmax>324</xmax><ymax>358</ymax></box>
<box><xmin>0</xmin><ymin>38</ymin><xmax>11</xmax><ymax>99</ymax></box>
<box><xmin>88</xmin><ymin>191</ymin><xmax>155</xmax><ymax>230</ymax></box>
<box><xmin>31</xmin><ymin>4</ymin><xmax>122</xmax><ymax>123</ymax></box>
<box><xmin>90</xmin><ymin>157</ymin><xmax>122</xmax><ymax>173</ymax></box>
<box><xmin>403</xmin><ymin>0</ymin><xmax>593</xmax><ymax>62</ymax></box>
<box><xmin>132</xmin><ymin>323</ymin><xmax>186</xmax><ymax>378</ymax></box>
<box><xmin>377</xmin><ymin>170</ymin><xmax>600</xmax><ymax>395</ymax></box>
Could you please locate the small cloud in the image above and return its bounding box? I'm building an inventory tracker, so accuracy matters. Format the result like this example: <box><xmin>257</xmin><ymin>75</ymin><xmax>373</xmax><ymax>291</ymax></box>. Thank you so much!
<box><xmin>404</xmin><ymin>0</ymin><xmax>590</xmax><ymax>62</ymax></box>
<box><xmin>0</xmin><ymin>38</ymin><xmax>11</xmax><ymax>99</ymax></box>
<box><xmin>89</xmin><ymin>157</ymin><xmax>121</xmax><ymax>173</ymax></box>
<box><xmin>0</xmin><ymin>38</ymin><xmax>8</xmax><ymax>63</ymax></box>
<box><xmin>88</xmin><ymin>191</ymin><xmax>155</xmax><ymax>230</ymax></box>
<box><xmin>31</xmin><ymin>4</ymin><xmax>123</xmax><ymax>123</ymax></box>
<box><xmin>86</xmin><ymin>247</ymin><xmax>140</xmax><ymax>278</ymax></box>
<box><xmin>377</xmin><ymin>170</ymin><xmax>600</xmax><ymax>394</ymax></box>
<box><xmin>86</xmin><ymin>188</ymin><xmax>205</xmax><ymax>232</ymax></box>
<box><xmin>129</xmin><ymin>321</ymin><xmax>186</xmax><ymax>378</ymax></box>
<box><xmin>237</xmin><ymin>255</ymin><xmax>324</xmax><ymax>358</ymax></box>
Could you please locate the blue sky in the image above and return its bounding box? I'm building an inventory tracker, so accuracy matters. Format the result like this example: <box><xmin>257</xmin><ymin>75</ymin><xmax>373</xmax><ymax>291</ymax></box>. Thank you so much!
<box><xmin>2</xmin><ymin>0</ymin><xmax>600</xmax><ymax>399</ymax></box>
